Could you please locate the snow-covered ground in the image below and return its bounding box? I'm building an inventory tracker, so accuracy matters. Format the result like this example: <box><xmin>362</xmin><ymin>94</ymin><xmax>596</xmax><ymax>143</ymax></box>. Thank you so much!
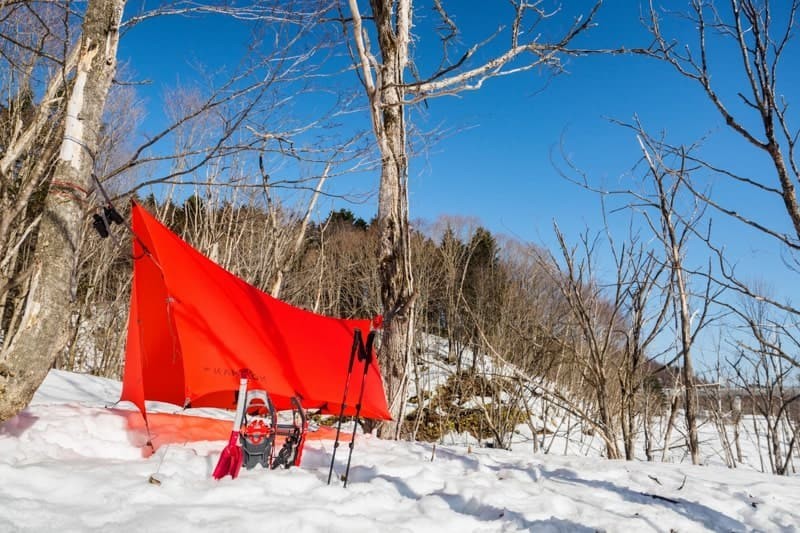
<box><xmin>1</xmin><ymin>370</ymin><xmax>798</xmax><ymax>532</ymax></box>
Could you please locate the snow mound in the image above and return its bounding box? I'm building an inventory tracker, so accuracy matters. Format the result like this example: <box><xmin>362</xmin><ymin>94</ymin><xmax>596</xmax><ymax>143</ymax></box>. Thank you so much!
<box><xmin>0</xmin><ymin>370</ymin><xmax>798</xmax><ymax>532</ymax></box>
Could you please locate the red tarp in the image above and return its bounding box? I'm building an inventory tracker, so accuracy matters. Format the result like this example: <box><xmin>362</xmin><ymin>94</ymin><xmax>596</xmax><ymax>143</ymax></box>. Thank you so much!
<box><xmin>120</xmin><ymin>202</ymin><xmax>391</xmax><ymax>421</ymax></box>
<box><xmin>120</xmin><ymin>410</ymin><xmax>350</xmax><ymax>455</ymax></box>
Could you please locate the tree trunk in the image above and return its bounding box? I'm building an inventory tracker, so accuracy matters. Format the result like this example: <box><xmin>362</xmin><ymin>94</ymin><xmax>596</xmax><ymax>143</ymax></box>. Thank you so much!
<box><xmin>733</xmin><ymin>408</ymin><xmax>743</xmax><ymax>464</ymax></box>
<box><xmin>0</xmin><ymin>0</ymin><xmax>124</xmax><ymax>423</ymax></box>
<box><xmin>643</xmin><ymin>397</ymin><xmax>653</xmax><ymax>461</ymax></box>
<box><xmin>662</xmin><ymin>390</ymin><xmax>680</xmax><ymax>462</ymax></box>
<box><xmin>623</xmin><ymin>396</ymin><xmax>635</xmax><ymax>461</ymax></box>
<box><xmin>375</xmin><ymin>27</ymin><xmax>415</xmax><ymax>440</ymax></box>
<box><xmin>346</xmin><ymin>0</ymin><xmax>415</xmax><ymax>438</ymax></box>
<box><xmin>597</xmin><ymin>391</ymin><xmax>620</xmax><ymax>459</ymax></box>
<box><xmin>342</xmin><ymin>0</ymin><xmax>597</xmax><ymax>439</ymax></box>
<box><xmin>675</xmin><ymin>263</ymin><xmax>700</xmax><ymax>465</ymax></box>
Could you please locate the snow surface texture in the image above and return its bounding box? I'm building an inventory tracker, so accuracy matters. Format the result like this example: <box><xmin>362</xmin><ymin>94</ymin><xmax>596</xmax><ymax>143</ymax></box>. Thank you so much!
<box><xmin>0</xmin><ymin>370</ymin><xmax>798</xmax><ymax>532</ymax></box>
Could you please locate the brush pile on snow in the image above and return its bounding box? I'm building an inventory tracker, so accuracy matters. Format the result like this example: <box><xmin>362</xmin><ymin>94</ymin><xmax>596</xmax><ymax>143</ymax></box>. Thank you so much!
<box><xmin>1</xmin><ymin>370</ymin><xmax>798</xmax><ymax>532</ymax></box>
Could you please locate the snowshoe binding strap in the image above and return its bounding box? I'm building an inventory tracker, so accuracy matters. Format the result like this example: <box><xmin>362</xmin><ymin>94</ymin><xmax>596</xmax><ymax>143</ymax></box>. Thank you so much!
<box><xmin>272</xmin><ymin>396</ymin><xmax>308</xmax><ymax>469</ymax></box>
<box><xmin>239</xmin><ymin>390</ymin><xmax>277</xmax><ymax>470</ymax></box>
<box><xmin>290</xmin><ymin>396</ymin><xmax>308</xmax><ymax>467</ymax></box>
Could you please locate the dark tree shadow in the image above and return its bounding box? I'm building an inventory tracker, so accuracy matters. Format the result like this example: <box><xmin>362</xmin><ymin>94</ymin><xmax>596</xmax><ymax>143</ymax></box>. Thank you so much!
<box><xmin>326</xmin><ymin>446</ymin><xmax>751</xmax><ymax>532</ymax></box>
<box><xmin>543</xmin><ymin>467</ymin><xmax>748</xmax><ymax>532</ymax></box>
<box><xmin>348</xmin><ymin>468</ymin><xmax>594</xmax><ymax>531</ymax></box>
<box><xmin>433</xmin><ymin>490</ymin><xmax>595</xmax><ymax>532</ymax></box>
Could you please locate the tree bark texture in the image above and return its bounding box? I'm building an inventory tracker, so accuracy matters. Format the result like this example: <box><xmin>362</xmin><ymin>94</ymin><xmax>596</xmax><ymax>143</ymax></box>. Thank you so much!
<box><xmin>373</xmin><ymin>0</ymin><xmax>415</xmax><ymax>439</ymax></box>
<box><xmin>345</xmin><ymin>0</ymin><xmax>415</xmax><ymax>438</ymax></box>
<box><xmin>0</xmin><ymin>0</ymin><xmax>125</xmax><ymax>423</ymax></box>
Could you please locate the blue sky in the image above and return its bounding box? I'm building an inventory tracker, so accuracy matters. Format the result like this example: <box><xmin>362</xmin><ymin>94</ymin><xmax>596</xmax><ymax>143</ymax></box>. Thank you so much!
<box><xmin>394</xmin><ymin>2</ymin><xmax>799</xmax><ymax>294</ymax></box>
<box><xmin>117</xmin><ymin>1</ymin><xmax>800</xmax><ymax>366</ymax></box>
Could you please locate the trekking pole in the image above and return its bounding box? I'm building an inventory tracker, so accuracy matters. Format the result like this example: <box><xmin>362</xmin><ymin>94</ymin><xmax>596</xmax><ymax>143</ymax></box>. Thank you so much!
<box><xmin>343</xmin><ymin>330</ymin><xmax>375</xmax><ymax>488</ymax></box>
<box><xmin>327</xmin><ymin>329</ymin><xmax>362</xmax><ymax>485</ymax></box>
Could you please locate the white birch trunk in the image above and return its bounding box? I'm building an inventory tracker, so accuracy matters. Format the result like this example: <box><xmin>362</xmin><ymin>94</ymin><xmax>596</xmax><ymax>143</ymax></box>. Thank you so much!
<box><xmin>0</xmin><ymin>0</ymin><xmax>125</xmax><ymax>423</ymax></box>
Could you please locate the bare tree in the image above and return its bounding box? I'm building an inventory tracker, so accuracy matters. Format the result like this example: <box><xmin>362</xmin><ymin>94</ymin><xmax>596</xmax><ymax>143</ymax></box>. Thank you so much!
<box><xmin>544</xmin><ymin>225</ymin><xmax>628</xmax><ymax>459</ymax></box>
<box><xmin>635</xmin><ymin>128</ymin><xmax>723</xmax><ymax>465</ymax></box>
<box><xmin>642</xmin><ymin>0</ymin><xmax>800</xmax><ymax>248</ymax></box>
<box><xmin>638</xmin><ymin>0</ymin><xmax>800</xmax><ymax>347</ymax></box>
<box><xmin>0</xmin><ymin>0</ymin><xmax>125</xmax><ymax>422</ymax></box>
<box><xmin>615</xmin><ymin>231</ymin><xmax>671</xmax><ymax>460</ymax></box>
<box><xmin>0</xmin><ymin>0</ymin><xmax>367</xmax><ymax>421</ymax></box>
<box><xmin>0</xmin><ymin>3</ymin><xmax>71</xmax><ymax>342</ymax></box>
<box><xmin>557</xmin><ymin>0</ymin><xmax>800</xmax><ymax>467</ymax></box>
<box><xmin>559</xmin><ymin>115</ymin><xmax>724</xmax><ymax>463</ymax></box>
<box><xmin>727</xmin><ymin>292</ymin><xmax>800</xmax><ymax>474</ymax></box>
<box><xmin>342</xmin><ymin>0</ymin><xmax>600</xmax><ymax>437</ymax></box>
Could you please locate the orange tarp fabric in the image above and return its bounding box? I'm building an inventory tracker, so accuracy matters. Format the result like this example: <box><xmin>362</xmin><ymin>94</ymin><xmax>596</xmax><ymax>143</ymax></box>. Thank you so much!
<box><xmin>120</xmin><ymin>202</ymin><xmax>390</xmax><ymax>422</ymax></box>
<box><xmin>122</xmin><ymin>410</ymin><xmax>349</xmax><ymax>454</ymax></box>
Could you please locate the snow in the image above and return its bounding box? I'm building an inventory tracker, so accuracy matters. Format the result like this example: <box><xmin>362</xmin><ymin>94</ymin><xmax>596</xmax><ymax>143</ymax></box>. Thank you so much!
<box><xmin>1</xmin><ymin>370</ymin><xmax>799</xmax><ymax>532</ymax></box>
